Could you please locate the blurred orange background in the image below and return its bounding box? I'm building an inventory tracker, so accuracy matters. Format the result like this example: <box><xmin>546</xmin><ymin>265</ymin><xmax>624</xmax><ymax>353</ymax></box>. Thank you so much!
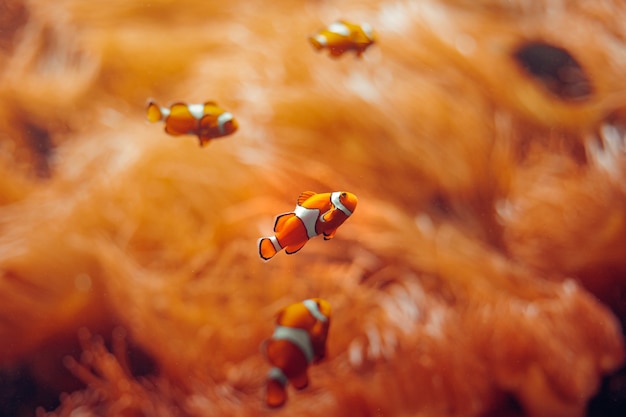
<box><xmin>1</xmin><ymin>0</ymin><xmax>625</xmax><ymax>416</ymax></box>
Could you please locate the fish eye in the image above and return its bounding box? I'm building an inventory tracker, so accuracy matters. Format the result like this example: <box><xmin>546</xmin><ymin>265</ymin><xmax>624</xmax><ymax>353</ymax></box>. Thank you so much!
<box><xmin>341</xmin><ymin>192</ymin><xmax>347</xmax><ymax>198</ymax></box>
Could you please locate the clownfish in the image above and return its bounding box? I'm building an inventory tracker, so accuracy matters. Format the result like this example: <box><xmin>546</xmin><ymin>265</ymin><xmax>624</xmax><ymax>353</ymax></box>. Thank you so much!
<box><xmin>258</xmin><ymin>191</ymin><xmax>358</xmax><ymax>261</ymax></box>
<box><xmin>308</xmin><ymin>20</ymin><xmax>376</xmax><ymax>58</ymax></box>
<box><xmin>146</xmin><ymin>101</ymin><xmax>238</xmax><ymax>146</ymax></box>
<box><xmin>262</xmin><ymin>298</ymin><xmax>332</xmax><ymax>408</ymax></box>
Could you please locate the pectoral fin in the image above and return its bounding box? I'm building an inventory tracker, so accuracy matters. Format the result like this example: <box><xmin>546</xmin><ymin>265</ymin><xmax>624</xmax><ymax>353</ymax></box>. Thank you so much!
<box><xmin>322</xmin><ymin>208</ymin><xmax>339</xmax><ymax>222</ymax></box>
<box><xmin>199</xmin><ymin>113</ymin><xmax>218</xmax><ymax>129</ymax></box>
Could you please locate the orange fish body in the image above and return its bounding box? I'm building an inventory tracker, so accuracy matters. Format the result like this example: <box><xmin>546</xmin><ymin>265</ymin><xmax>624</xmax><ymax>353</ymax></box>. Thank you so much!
<box><xmin>146</xmin><ymin>101</ymin><xmax>238</xmax><ymax>146</ymax></box>
<box><xmin>308</xmin><ymin>20</ymin><xmax>376</xmax><ymax>58</ymax></box>
<box><xmin>263</xmin><ymin>298</ymin><xmax>332</xmax><ymax>408</ymax></box>
<box><xmin>258</xmin><ymin>191</ymin><xmax>358</xmax><ymax>260</ymax></box>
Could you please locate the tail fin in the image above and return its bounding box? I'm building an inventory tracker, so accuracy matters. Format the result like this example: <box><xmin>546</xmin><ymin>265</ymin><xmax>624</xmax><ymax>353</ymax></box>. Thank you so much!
<box><xmin>308</xmin><ymin>34</ymin><xmax>326</xmax><ymax>51</ymax></box>
<box><xmin>146</xmin><ymin>101</ymin><xmax>163</xmax><ymax>123</ymax></box>
<box><xmin>259</xmin><ymin>237</ymin><xmax>280</xmax><ymax>261</ymax></box>
<box><xmin>265</xmin><ymin>368</ymin><xmax>288</xmax><ymax>408</ymax></box>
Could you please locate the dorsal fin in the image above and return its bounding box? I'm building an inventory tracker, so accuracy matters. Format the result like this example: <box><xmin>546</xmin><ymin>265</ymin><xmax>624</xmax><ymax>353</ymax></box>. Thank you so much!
<box><xmin>169</xmin><ymin>102</ymin><xmax>193</xmax><ymax>118</ymax></box>
<box><xmin>297</xmin><ymin>191</ymin><xmax>316</xmax><ymax>206</ymax></box>
<box><xmin>274</xmin><ymin>213</ymin><xmax>294</xmax><ymax>233</ymax></box>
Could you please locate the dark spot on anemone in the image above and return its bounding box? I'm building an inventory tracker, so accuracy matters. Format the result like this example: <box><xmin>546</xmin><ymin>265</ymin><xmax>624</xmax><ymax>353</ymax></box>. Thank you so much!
<box><xmin>514</xmin><ymin>42</ymin><xmax>593</xmax><ymax>101</ymax></box>
<box><xmin>588</xmin><ymin>363</ymin><xmax>626</xmax><ymax>417</ymax></box>
<box><xmin>23</xmin><ymin>122</ymin><xmax>54</xmax><ymax>178</ymax></box>
<box><xmin>0</xmin><ymin>365</ymin><xmax>60</xmax><ymax>417</ymax></box>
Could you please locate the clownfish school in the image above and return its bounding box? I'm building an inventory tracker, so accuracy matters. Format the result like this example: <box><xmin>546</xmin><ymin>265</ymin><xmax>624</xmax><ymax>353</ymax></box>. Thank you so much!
<box><xmin>146</xmin><ymin>19</ymin><xmax>375</xmax><ymax>408</ymax></box>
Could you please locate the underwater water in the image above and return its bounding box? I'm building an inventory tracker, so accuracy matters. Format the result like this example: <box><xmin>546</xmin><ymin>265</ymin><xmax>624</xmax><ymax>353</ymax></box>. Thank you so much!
<box><xmin>0</xmin><ymin>0</ymin><xmax>625</xmax><ymax>416</ymax></box>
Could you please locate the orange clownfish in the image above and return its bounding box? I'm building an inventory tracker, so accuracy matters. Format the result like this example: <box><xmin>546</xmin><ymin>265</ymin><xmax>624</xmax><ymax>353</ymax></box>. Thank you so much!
<box><xmin>258</xmin><ymin>191</ymin><xmax>358</xmax><ymax>261</ymax></box>
<box><xmin>146</xmin><ymin>101</ymin><xmax>238</xmax><ymax>146</ymax></box>
<box><xmin>308</xmin><ymin>20</ymin><xmax>376</xmax><ymax>58</ymax></box>
<box><xmin>262</xmin><ymin>298</ymin><xmax>331</xmax><ymax>408</ymax></box>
